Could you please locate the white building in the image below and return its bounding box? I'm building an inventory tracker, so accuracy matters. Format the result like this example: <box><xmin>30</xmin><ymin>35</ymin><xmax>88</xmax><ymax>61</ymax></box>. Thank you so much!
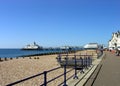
<box><xmin>84</xmin><ymin>43</ymin><xmax>98</xmax><ymax>49</ymax></box>
<box><xmin>108</xmin><ymin>31</ymin><xmax>120</xmax><ymax>50</ymax></box>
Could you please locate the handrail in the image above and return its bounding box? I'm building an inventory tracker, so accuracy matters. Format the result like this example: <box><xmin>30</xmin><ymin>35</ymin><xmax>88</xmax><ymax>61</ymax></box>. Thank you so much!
<box><xmin>40</xmin><ymin>68</ymin><xmax>74</xmax><ymax>86</ymax></box>
<box><xmin>48</xmin><ymin>68</ymin><xmax>74</xmax><ymax>84</ymax></box>
<box><xmin>7</xmin><ymin>53</ymin><xmax>93</xmax><ymax>86</ymax></box>
<box><xmin>6</xmin><ymin>67</ymin><xmax>61</xmax><ymax>86</ymax></box>
<box><xmin>47</xmin><ymin>66</ymin><xmax>61</xmax><ymax>72</ymax></box>
<box><xmin>6</xmin><ymin>72</ymin><xmax>44</xmax><ymax>86</ymax></box>
<box><xmin>58</xmin><ymin>70</ymin><xmax>80</xmax><ymax>86</ymax></box>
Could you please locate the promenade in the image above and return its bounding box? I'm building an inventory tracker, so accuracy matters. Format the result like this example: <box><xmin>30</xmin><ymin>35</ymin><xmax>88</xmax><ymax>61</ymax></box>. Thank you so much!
<box><xmin>85</xmin><ymin>51</ymin><xmax>120</xmax><ymax>86</ymax></box>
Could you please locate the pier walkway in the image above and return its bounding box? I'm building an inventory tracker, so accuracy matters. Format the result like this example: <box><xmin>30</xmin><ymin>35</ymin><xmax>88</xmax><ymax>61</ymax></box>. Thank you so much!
<box><xmin>84</xmin><ymin>51</ymin><xmax>120</xmax><ymax>86</ymax></box>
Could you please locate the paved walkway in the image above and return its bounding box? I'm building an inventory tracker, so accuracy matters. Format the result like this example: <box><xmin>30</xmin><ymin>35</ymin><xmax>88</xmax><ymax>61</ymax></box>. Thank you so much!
<box><xmin>85</xmin><ymin>51</ymin><xmax>120</xmax><ymax>86</ymax></box>
<box><xmin>67</xmin><ymin>52</ymin><xmax>104</xmax><ymax>86</ymax></box>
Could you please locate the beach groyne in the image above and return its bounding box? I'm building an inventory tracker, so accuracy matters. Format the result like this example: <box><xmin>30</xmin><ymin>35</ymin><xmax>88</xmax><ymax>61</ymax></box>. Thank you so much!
<box><xmin>0</xmin><ymin>50</ymin><xmax>76</xmax><ymax>62</ymax></box>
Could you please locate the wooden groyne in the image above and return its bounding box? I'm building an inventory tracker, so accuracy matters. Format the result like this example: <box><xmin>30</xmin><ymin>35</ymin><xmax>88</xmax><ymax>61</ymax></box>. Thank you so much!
<box><xmin>0</xmin><ymin>50</ymin><xmax>77</xmax><ymax>62</ymax></box>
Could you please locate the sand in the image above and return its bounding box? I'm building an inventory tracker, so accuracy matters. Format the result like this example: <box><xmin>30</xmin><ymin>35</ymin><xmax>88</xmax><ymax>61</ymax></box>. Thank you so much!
<box><xmin>0</xmin><ymin>50</ymin><xmax>98</xmax><ymax>86</ymax></box>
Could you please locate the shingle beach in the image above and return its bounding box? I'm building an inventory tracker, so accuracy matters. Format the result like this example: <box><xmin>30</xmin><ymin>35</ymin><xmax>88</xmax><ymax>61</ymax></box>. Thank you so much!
<box><xmin>0</xmin><ymin>50</ymin><xmax>98</xmax><ymax>86</ymax></box>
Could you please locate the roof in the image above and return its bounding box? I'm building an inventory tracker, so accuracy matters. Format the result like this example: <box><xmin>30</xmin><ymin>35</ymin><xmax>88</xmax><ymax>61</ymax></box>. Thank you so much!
<box><xmin>84</xmin><ymin>43</ymin><xmax>98</xmax><ymax>49</ymax></box>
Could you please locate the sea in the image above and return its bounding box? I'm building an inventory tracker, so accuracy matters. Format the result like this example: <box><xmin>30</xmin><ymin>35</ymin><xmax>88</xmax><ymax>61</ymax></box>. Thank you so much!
<box><xmin>0</xmin><ymin>48</ymin><xmax>83</xmax><ymax>58</ymax></box>
<box><xmin>0</xmin><ymin>49</ymin><xmax>66</xmax><ymax>58</ymax></box>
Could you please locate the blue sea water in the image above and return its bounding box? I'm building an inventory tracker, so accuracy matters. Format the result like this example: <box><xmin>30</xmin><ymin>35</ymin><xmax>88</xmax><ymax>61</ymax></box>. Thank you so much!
<box><xmin>0</xmin><ymin>49</ymin><xmax>64</xmax><ymax>58</ymax></box>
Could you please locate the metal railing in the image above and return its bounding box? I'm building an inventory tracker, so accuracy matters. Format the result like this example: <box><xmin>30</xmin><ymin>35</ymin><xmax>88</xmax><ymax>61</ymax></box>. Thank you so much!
<box><xmin>7</xmin><ymin>54</ymin><xmax>93</xmax><ymax>86</ymax></box>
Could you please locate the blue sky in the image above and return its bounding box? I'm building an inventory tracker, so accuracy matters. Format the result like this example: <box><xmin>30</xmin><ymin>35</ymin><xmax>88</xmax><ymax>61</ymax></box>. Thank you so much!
<box><xmin>0</xmin><ymin>0</ymin><xmax>120</xmax><ymax>48</ymax></box>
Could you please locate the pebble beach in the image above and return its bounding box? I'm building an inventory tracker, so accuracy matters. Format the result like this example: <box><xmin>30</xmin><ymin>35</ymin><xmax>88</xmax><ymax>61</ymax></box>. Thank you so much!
<box><xmin>0</xmin><ymin>50</ymin><xmax>98</xmax><ymax>86</ymax></box>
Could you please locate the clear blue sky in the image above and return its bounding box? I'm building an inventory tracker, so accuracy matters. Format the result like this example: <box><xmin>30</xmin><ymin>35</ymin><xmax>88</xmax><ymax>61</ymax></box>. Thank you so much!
<box><xmin>0</xmin><ymin>0</ymin><xmax>120</xmax><ymax>48</ymax></box>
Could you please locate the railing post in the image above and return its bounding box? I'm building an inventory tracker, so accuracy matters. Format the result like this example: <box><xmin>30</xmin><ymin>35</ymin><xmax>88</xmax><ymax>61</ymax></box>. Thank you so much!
<box><xmin>88</xmin><ymin>57</ymin><xmax>92</xmax><ymax>67</ymax></box>
<box><xmin>88</xmin><ymin>57</ymin><xmax>90</xmax><ymax>67</ymax></box>
<box><xmin>85</xmin><ymin>57</ymin><xmax>88</xmax><ymax>69</ymax></box>
<box><xmin>44</xmin><ymin>71</ymin><xmax>47</xmax><ymax>86</ymax></box>
<box><xmin>87</xmin><ymin>57</ymin><xmax>89</xmax><ymax>68</ymax></box>
<box><xmin>63</xmin><ymin>64</ymin><xmax>67</xmax><ymax>86</ymax></box>
<box><xmin>80</xmin><ymin>57</ymin><xmax>84</xmax><ymax>73</ymax></box>
<box><xmin>58</xmin><ymin>54</ymin><xmax>62</xmax><ymax>62</ymax></box>
<box><xmin>73</xmin><ymin>55</ymin><xmax>78</xmax><ymax>79</ymax></box>
<box><xmin>65</xmin><ymin>54</ymin><xmax>68</xmax><ymax>65</ymax></box>
<box><xmin>90</xmin><ymin>57</ymin><xmax>92</xmax><ymax>65</ymax></box>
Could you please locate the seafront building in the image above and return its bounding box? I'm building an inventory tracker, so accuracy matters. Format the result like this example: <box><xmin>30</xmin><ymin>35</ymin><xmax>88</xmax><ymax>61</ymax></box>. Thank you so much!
<box><xmin>83</xmin><ymin>43</ymin><xmax>103</xmax><ymax>50</ymax></box>
<box><xmin>84</xmin><ymin>43</ymin><xmax>98</xmax><ymax>49</ymax></box>
<box><xmin>108</xmin><ymin>31</ymin><xmax>120</xmax><ymax>50</ymax></box>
